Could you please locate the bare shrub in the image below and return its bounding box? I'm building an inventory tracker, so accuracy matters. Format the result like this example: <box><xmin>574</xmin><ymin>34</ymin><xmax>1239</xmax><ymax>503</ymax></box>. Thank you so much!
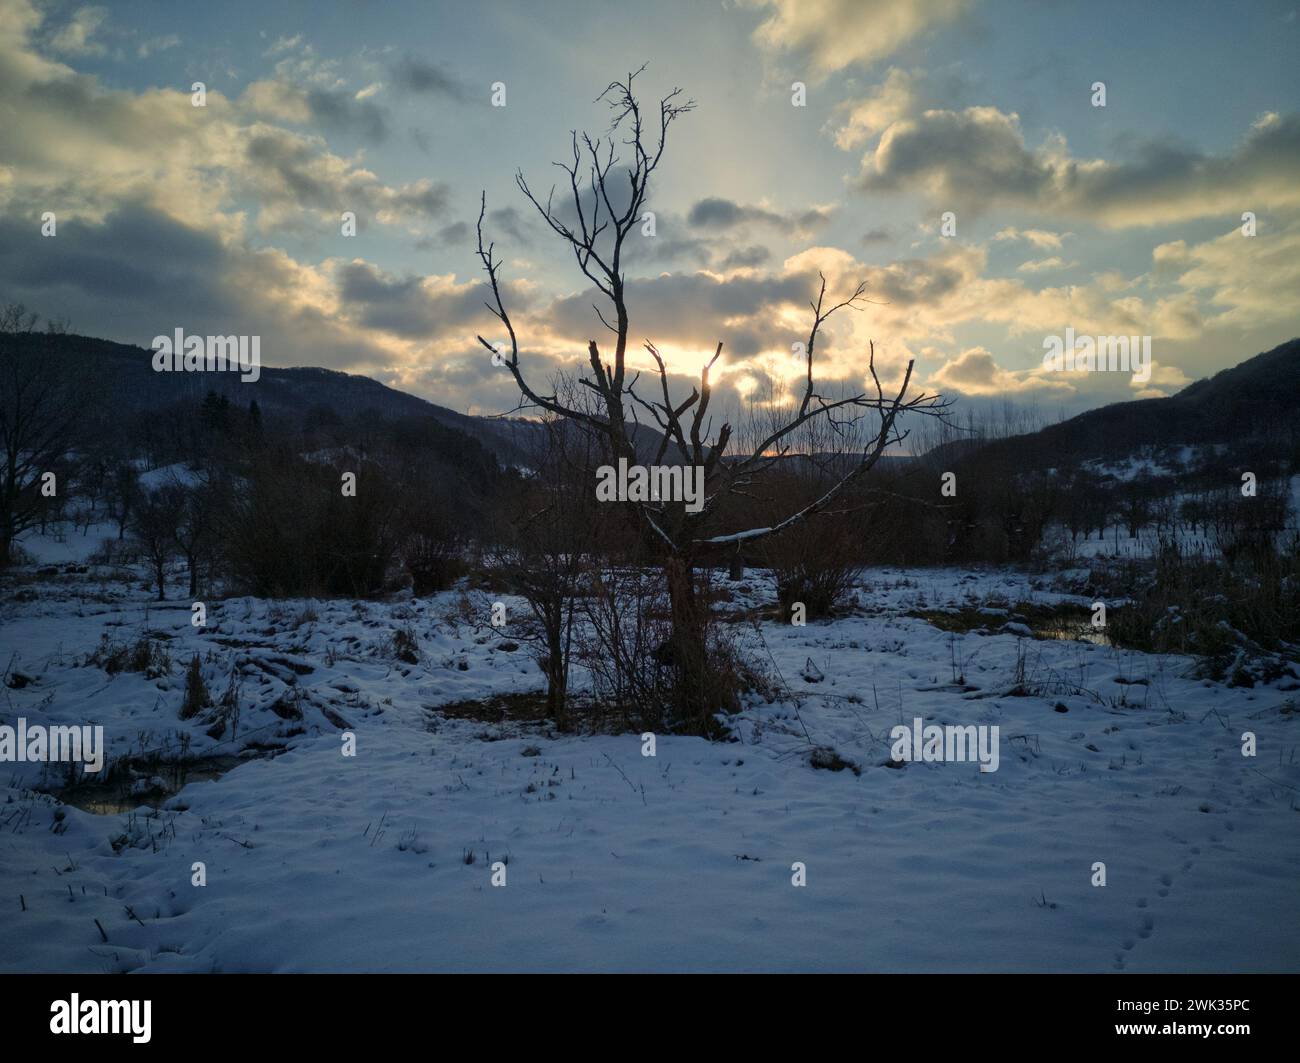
<box><xmin>226</xmin><ymin>453</ymin><xmax>400</xmax><ymax>598</ymax></box>
<box><xmin>578</xmin><ymin>566</ymin><xmax>763</xmax><ymax>735</ymax></box>
<box><xmin>401</xmin><ymin>500</ymin><xmax>465</xmax><ymax>596</ymax></box>
<box><xmin>391</xmin><ymin>624</ymin><xmax>420</xmax><ymax>664</ymax></box>
<box><xmin>488</xmin><ymin>403</ymin><xmax>604</xmax><ymax>726</ymax></box>
<box><xmin>179</xmin><ymin>654</ymin><xmax>211</xmax><ymax>719</ymax></box>
<box><xmin>577</xmin><ymin>568</ymin><xmax>675</xmax><ymax>732</ymax></box>
<box><xmin>763</xmin><ymin>512</ymin><xmax>862</xmax><ymax>620</ymax></box>
<box><xmin>89</xmin><ymin>634</ymin><xmax>171</xmax><ymax>678</ymax></box>
<box><xmin>1105</xmin><ymin>539</ymin><xmax>1300</xmax><ymax>683</ymax></box>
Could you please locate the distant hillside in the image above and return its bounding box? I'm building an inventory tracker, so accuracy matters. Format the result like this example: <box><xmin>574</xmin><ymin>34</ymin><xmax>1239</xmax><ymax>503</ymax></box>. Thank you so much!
<box><xmin>17</xmin><ymin>331</ymin><xmax>1297</xmax><ymax>476</ymax></box>
<box><xmin>14</xmin><ymin>332</ymin><xmax>689</xmax><ymax>469</ymax></box>
<box><xmin>954</xmin><ymin>338</ymin><xmax>1300</xmax><ymax>471</ymax></box>
<box><xmin>10</xmin><ymin>332</ymin><xmax>547</xmax><ymax>468</ymax></box>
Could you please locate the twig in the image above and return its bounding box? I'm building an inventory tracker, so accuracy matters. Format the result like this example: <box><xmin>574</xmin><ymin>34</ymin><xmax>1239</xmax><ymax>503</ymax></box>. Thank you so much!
<box><xmin>602</xmin><ymin>751</ymin><xmax>646</xmax><ymax>805</ymax></box>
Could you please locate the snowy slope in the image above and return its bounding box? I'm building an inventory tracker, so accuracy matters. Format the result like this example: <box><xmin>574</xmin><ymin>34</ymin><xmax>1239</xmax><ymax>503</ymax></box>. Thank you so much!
<box><xmin>2</xmin><ymin>568</ymin><xmax>1298</xmax><ymax>972</ymax></box>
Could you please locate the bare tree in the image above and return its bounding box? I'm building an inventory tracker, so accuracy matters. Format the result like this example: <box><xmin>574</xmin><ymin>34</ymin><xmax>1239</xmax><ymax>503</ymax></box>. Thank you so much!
<box><xmin>473</xmin><ymin>68</ymin><xmax>949</xmax><ymax>728</ymax></box>
<box><xmin>166</xmin><ymin>478</ymin><xmax>219</xmax><ymax>598</ymax></box>
<box><xmin>131</xmin><ymin>488</ymin><xmax>181</xmax><ymax>601</ymax></box>
<box><xmin>106</xmin><ymin>459</ymin><xmax>140</xmax><ymax>541</ymax></box>
<box><xmin>0</xmin><ymin>305</ymin><xmax>84</xmax><ymax>567</ymax></box>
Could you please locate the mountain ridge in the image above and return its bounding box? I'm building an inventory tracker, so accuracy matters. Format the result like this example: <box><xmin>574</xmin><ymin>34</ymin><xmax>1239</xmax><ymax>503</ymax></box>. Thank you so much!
<box><xmin>11</xmin><ymin>331</ymin><xmax>1299</xmax><ymax>471</ymax></box>
<box><xmin>944</xmin><ymin>337</ymin><xmax>1300</xmax><ymax>470</ymax></box>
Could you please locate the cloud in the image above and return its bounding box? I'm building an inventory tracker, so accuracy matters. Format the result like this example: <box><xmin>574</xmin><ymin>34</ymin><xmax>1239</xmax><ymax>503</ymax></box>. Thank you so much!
<box><xmin>860</xmin><ymin>106</ymin><xmax>1053</xmax><ymax>205</ymax></box>
<box><xmin>993</xmin><ymin>227</ymin><xmax>1069</xmax><ymax>250</ymax></box>
<box><xmin>481</xmin><ymin>195</ymin><xmax>776</xmax><ymax>273</ymax></box>
<box><xmin>136</xmin><ymin>34</ymin><xmax>180</xmax><ymax>59</ymax></box>
<box><xmin>0</xmin><ymin>5</ymin><xmax>443</xmax><ymax>236</ymax></box>
<box><xmin>389</xmin><ymin>345</ymin><xmax>566</xmax><ymax>416</ymax></box>
<box><xmin>857</xmin><ymin>105</ymin><xmax>1300</xmax><ymax>227</ymax></box>
<box><xmin>303</xmin><ymin>86</ymin><xmax>389</xmax><ymax>142</ymax></box>
<box><xmin>241</xmin><ymin>127</ymin><xmax>450</xmax><ymax>229</ymax></box>
<box><xmin>49</xmin><ymin>5</ymin><xmax>108</xmax><ymax>57</ymax></box>
<box><xmin>1132</xmin><ymin>361</ymin><xmax>1193</xmax><ymax>398</ymax></box>
<box><xmin>930</xmin><ymin>346</ymin><xmax>1059</xmax><ymax>396</ymax></box>
<box><xmin>0</xmin><ymin>1</ymin><xmax>478</xmax><ymax>394</ymax></box>
<box><xmin>2</xmin><ymin>0</ymin><xmax>1295</xmax><ymax>422</ymax></box>
<box><xmin>486</xmin><ymin>206</ymin><xmax>531</xmax><ymax>244</ymax></box>
<box><xmin>0</xmin><ymin>201</ymin><xmax>227</xmax><ymax>311</ymax></box>
<box><xmin>334</xmin><ymin>260</ymin><xmax>505</xmax><ymax>338</ymax></box>
<box><xmin>427</xmin><ymin>220</ymin><xmax>471</xmax><ymax>248</ymax></box>
<box><xmin>832</xmin><ymin>68</ymin><xmax>920</xmax><ymax>149</ymax></box>
<box><xmin>389</xmin><ymin>55</ymin><xmax>466</xmax><ymax>101</ymax></box>
<box><xmin>240</xmin><ymin>79</ymin><xmax>313</xmax><ymax>122</ymax></box>
<box><xmin>0</xmin><ymin>201</ymin><xmax>402</xmax><ymax>373</ymax></box>
<box><xmin>540</xmin><ymin>269</ymin><xmax>816</xmax><ymax>361</ymax></box>
<box><xmin>928</xmin><ymin>344</ymin><xmax>1195</xmax><ymax>404</ymax></box>
<box><xmin>242</xmin><ymin>80</ymin><xmax>390</xmax><ymax>142</ymax></box>
<box><xmin>719</xmin><ymin>244</ymin><xmax>772</xmax><ymax>269</ymax></box>
<box><xmin>264</xmin><ymin>34</ymin><xmax>304</xmax><ymax>58</ymax></box>
<box><xmin>686</xmin><ymin>197</ymin><xmax>834</xmax><ymax>237</ymax></box>
<box><xmin>1157</xmin><ymin>218</ymin><xmax>1300</xmax><ymax>330</ymax></box>
<box><xmin>742</xmin><ymin>0</ymin><xmax>970</xmax><ymax>78</ymax></box>
<box><xmin>1016</xmin><ymin>256</ymin><xmax>1075</xmax><ymax>273</ymax></box>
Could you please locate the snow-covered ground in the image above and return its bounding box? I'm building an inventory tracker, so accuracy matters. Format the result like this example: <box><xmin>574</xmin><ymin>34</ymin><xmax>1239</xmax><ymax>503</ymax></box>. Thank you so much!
<box><xmin>2</xmin><ymin>553</ymin><xmax>1298</xmax><ymax>973</ymax></box>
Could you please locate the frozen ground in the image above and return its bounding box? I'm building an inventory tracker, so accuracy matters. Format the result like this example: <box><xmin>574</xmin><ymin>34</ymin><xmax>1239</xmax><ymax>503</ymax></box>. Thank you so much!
<box><xmin>2</xmin><ymin>550</ymin><xmax>1299</xmax><ymax>972</ymax></box>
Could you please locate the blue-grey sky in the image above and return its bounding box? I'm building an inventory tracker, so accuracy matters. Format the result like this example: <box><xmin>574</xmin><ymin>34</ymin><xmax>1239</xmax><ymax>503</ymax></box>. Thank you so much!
<box><xmin>2</xmin><ymin>0</ymin><xmax>1298</xmax><ymax>421</ymax></box>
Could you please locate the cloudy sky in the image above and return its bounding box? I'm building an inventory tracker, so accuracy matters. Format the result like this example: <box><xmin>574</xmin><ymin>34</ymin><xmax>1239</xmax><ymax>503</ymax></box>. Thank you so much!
<box><xmin>2</xmin><ymin>0</ymin><xmax>1298</xmax><ymax>424</ymax></box>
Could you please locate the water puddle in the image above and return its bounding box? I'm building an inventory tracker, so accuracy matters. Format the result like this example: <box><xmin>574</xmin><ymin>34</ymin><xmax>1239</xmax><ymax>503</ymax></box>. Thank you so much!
<box><xmin>56</xmin><ymin>753</ymin><xmax>265</xmax><ymax>815</ymax></box>
<box><xmin>910</xmin><ymin>605</ymin><xmax>1113</xmax><ymax>646</ymax></box>
<box><xmin>1037</xmin><ymin>623</ymin><xmax>1112</xmax><ymax>647</ymax></box>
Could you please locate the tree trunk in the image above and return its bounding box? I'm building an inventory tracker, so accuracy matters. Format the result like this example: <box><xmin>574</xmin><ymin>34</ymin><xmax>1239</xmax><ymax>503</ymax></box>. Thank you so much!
<box><xmin>728</xmin><ymin>551</ymin><xmax>744</xmax><ymax>581</ymax></box>
<box><xmin>537</xmin><ymin>596</ymin><xmax>568</xmax><ymax>728</ymax></box>
<box><xmin>545</xmin><ymin>635</ymin><xmax>566</xmax><ymax>726</ymax></box>
<box><xmin>664</xmin><ymin>555</ymin><xmax>710</xmax><ymax>728</ymax></box>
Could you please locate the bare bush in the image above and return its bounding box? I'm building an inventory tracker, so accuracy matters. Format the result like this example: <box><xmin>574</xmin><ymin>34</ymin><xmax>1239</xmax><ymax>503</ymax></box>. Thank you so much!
<box><xmin>179</xmin><ymin>654</ymin><xmax>211</xmax><ymax>719</ymax></box>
